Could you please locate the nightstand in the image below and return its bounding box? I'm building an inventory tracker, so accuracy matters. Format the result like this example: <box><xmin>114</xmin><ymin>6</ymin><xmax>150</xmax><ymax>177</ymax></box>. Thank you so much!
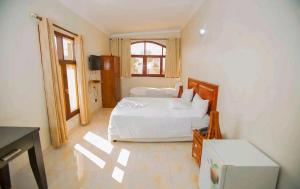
<box><xmin>192</xmin><ymin>129</ymin><xmax>205</xmax><ymax>166</ymax></box>
<box><xmin>192</xmin><ymin>111</ymin><xmax>222</xmax><ymax>166</ymax></box>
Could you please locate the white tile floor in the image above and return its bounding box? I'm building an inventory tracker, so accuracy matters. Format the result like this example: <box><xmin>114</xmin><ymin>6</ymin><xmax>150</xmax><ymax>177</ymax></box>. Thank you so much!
<box><xmin>12</xmin><ymin>108</ymin><xmax>199</xmax><ymax>189</ymax></box>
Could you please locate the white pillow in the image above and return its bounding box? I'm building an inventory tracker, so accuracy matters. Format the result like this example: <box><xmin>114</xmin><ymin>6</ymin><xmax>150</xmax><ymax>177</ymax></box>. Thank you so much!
<box><xmin>181</xmin><ymin>88</ymin><xmax>194</xmax><ymax>102</ymax></box>
<box><xmin>169</xmin><ymin>99</ymin><xmax>191</xmax><ymax>109</ymax></box>
<box><xmin>192</xmin><ymin>94</ymin><xmax>209</xmax><ymax>118</ymax></box>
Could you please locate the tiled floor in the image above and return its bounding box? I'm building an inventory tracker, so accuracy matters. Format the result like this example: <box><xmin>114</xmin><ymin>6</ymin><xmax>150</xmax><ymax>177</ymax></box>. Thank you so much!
<box><xmin>12</xmin><ymin>108</ymin><xmax>199</xmax><ymax>189</ymax></box>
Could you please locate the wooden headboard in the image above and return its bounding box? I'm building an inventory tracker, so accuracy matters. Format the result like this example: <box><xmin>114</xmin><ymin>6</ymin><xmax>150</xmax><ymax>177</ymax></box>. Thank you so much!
<box><xmin>188</xmin><ymin>78</ymin><xmax>219</xmax><ymax>113</ymax></box>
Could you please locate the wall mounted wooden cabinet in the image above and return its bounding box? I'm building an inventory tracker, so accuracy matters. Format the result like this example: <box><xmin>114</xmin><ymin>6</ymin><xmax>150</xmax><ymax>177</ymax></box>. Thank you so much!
<box><xmin>100</xmin><ymin>55</ymin><xmax>121</xmax><ymax>108</ymax></box>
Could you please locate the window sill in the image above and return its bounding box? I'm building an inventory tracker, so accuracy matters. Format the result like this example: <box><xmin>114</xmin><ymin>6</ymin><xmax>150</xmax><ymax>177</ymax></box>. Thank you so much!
<box><xmin>66</xmin><ymin>109</ymin><xmax>80</xmax><ymax>120</ymax></box>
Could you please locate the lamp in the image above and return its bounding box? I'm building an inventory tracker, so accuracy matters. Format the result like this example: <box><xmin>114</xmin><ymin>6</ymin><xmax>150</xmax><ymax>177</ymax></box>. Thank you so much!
<box><xmin>199</xmin><ymin>28</ymin><xmax>206</xmax><ymax>35</ymax></box>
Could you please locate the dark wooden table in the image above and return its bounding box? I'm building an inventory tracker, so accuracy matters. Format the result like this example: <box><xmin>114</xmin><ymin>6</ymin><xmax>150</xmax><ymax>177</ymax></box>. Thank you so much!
<box><xmin>0</xmin><ymin>127</ymin><xmax>47</xmax><ymax>189</ymax></box>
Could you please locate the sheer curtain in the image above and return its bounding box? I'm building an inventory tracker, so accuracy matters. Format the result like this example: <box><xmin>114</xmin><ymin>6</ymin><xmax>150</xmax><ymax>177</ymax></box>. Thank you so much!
<box><xmin>75</xmin><ymin>35</ymin><xmax>90</xmax><ymax>125</ymax></box>
<box><xmin>38</xmin><ymin>18</ymin><xmax>68</xmax><ymax>147</ymax></box>
<box><xmin>110</xmin><ymin>38</ymin><xmax>121</xmax><ymax>57</ymax></box>
<box><xmin>110</xmin><ymin>38</ymin><xmax>131</xmax><ymax>77</ymax></box>
<box><xmin>165</xmin><ymin>38</ymin><xmax>181</xmax><ymax>78</ymax></box>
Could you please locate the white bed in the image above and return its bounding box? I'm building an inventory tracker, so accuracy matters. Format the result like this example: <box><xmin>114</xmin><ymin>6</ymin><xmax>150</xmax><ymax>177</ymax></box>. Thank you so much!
<box><xmin>130</xmin><ymin>87</ymin><xmax>178</xmax><ymax>98</ymax></box>
<box><xmin>108</xmin><ymin>97</ymin><xmax>210</xmax><ymax>142</ymax></box>
<box><xmin>129</xmin><ymin>81</ymin><xmax>183</xmax><ymax>98</ymax></box>
<box><xmin>108</xmin><ymin>78</ymin><xmax>219</xmax><ymax>142</ymax></box>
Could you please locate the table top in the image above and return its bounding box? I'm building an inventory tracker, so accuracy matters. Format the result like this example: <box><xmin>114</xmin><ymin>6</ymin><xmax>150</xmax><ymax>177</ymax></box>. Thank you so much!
<box><xmin>0</xmin><ymin>127</ymin><xmax>39</xmax><ymax>149</ymax></box>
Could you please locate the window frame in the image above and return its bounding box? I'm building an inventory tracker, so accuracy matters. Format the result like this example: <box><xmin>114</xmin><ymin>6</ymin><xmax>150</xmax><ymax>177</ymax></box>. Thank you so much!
<box><xmin>131</xmin><ymin>41</ymin><xmax>166</xmax><ymax>77</ymax></box>
<box><xmin>54</xmin><ymin>31</ymin><xmax>80</xmax><ymax>120</ymax></box>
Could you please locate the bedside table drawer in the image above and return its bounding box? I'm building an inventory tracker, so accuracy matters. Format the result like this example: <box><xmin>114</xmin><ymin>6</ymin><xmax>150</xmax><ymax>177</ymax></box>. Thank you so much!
<box><xmin>193</xmin><ymin>132</ymin><xmax>205</xmax><ymax>142</ymax></box>
<box><xmin>192</xmin><ymin>140</ymin><xmax>201</xmax><ymax>152</ymax></box>
<box><xmin>192</xmin><ymin>130</ymin><xmax>205</xmax><ymax>165</ymax></box>
<box><xmin>192</xmin><ymin>140</ymin><xmax>202</xmax><ymax>160</ymax></box>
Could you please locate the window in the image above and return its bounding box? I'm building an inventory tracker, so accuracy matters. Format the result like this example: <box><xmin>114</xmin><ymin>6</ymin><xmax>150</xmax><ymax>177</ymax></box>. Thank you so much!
<box><xmin>54</xmin><ymin>32</ymin><xmax>79</xmax><ymax>120</ymax></box>
<box><xmin>131</xmin><ymin>41</ymin><xmax>166</xmax><ymax>77</ymax></box>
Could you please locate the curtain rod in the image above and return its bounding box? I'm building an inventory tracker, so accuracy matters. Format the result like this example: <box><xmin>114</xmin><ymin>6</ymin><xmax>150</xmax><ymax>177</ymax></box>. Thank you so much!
<box><xmin>131</xmin><ymin>38</ymin><xmax>168</xmax><ymax>40</ymax></box>
<box><xmin>110</xmin><ymin>38</ymin><xmax>168</xmax><ymax>40</ymax></box>
<box><xmin>30</xmin><ymin>12</ymin><xmax>78</xmax><ymax>36</ymax></box>
<box><xmin>30</xmin><ymin>12</ymin><xmax>42</xmax><ymax>21</ymax></box>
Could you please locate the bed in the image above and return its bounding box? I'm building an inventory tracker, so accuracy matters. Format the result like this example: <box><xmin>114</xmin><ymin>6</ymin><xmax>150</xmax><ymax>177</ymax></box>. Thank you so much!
<box><xmin>129</xmin><ymin>82</ymin><xmax>183</xmax><ymax>98</ymax></box>
<box><xmin>108</xmin><ymin>78</ymin><xmax>219</xmax><ymax>142</ymax></box>
<box><xmin>130</xmin><ymin>87</ymin><xmax>178</xmax><ymax>98</ymax></box>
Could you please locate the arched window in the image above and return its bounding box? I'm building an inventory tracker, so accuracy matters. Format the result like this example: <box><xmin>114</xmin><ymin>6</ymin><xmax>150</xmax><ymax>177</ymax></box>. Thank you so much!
<box><xmin>131</xmin><ymin>41</ymin><xmax>166</xmax><ymax>77</ymax></box>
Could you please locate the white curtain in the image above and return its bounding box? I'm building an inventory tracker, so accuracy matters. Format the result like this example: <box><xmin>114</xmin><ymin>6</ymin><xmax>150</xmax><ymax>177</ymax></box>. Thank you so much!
<box><xmin>38</xmin><ymin>18</ymin><xmax>68</xmax><ymax>147</ymax></box>
<box><xmin>110</xmin><ymin>38</ymin><xmax>121</xmax><ymax>57</ymax></box>
<box><xmin>121</xmin><ymin>39</ymin><xmax>131</xmax><ymax>77</ymax></box>
<box><xmin>165</xmin><ymin>38</ymin><xmax>181</xmax><ymax>78</ymax></box>
<box><xmin>74</xmin><ymin>35</ymin><xmax>90</xmax><ymax>125</ymax></box>
<box><xmin>110</xmin><ymin>38</ymin><xmax>131</xmax><ymax>77</ymax></box>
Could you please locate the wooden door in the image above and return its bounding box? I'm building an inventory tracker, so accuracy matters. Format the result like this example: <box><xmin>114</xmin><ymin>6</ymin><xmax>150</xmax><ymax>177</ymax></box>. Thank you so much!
<box><xmin>100</xmin><ymin>56</ymin><xmax>117</xmax><ymax>108</ymax></box>
<box><xmin>100</xmin><ymin>70</ymin><xmax>113</xmax><ymax>107</ymax></box>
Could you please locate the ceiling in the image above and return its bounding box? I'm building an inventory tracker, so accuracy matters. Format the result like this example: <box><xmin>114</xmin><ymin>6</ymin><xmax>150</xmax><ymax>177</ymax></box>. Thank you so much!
<box><xmin>59</xmin><ymin>0</ymin><xmax>204</xmax><ymax>35</ymax></box>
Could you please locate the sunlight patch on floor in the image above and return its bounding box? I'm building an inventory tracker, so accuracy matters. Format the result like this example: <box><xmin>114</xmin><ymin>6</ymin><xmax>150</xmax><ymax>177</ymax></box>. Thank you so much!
<box><xmin>74</xmin><ymin>144</ymin><xmax>106</xmax><ymax>169</ymax></box>
<box><xmin>112</xmin><ymin>166</ymin><xmax>125</xmax><ymax>183</ymax></box>
<box><xmin>117</xmin><ymin>149</ymin><xmax>130</xmax><ymax>167</ymax></box>
<box><xmin>83</xmin><ymin>131</ymin><xmax>114</xmax><ymax>154</ymax></box>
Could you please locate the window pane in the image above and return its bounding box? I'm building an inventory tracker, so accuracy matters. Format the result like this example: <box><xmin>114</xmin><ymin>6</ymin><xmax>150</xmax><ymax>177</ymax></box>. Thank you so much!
<box><xmin>162</xmin><ymin>58</ymin><xmax>165</xmax><ymax>74</ymax></box>
<box><xmin>163</xmin><ymin>47</ymin><xmax>166</xmax><ymax>56</ymax></box>
<box><xmin>63</xmin><ymin>37</ymin><xmax>74</xmax><ymax>60</ymax></box>
<box><xmin>145</xmin><ymin>42</ymin><xmax>162</xmax><ymax>55</ymax></box>
<box><xmin>147</xmin><ymin>57</ymin><xmax>161</xmax><ymax>74</ymax></box>
<box><xmin>66</xmin><ymin>64</ymin><xmax>78</xmax><ymax>112</ymax></box>
<box><xmin>131</xmin><ymin>43</ymin><xmax>144</xmax><ymax>55</ymax></box>
<box><xmin>131</xmin><ymin>57</ymin><xmax>143</xmax><ymax>74</ymax></box>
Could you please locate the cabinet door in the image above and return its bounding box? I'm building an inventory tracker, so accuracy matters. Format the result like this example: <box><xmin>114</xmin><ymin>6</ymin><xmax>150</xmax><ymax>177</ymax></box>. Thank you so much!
<box><xmin>100</xmin><ymin>56</ymin><xmax>120</xmax><ymax>107</ymax></box>
<box><xmin>101</xmin><ymin>70</ymin><xmax>115</xmax><ymax>107</ymax></box>
<box><xmin>102</xmin><ymin>56</ymin><xmax>112</xmax><ymax>70</ymax></box>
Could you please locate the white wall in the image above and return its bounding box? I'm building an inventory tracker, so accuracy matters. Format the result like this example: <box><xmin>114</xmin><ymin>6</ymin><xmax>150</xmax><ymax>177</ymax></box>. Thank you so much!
<box><xmin>0</xmin><ymin>0</ymin><xmax>109</xmax><ymax>176</ymax></box>
<box><xmin>181</xmin><ymin>0</ymin><xmax>300</xmax><ymax>188</ymax></box>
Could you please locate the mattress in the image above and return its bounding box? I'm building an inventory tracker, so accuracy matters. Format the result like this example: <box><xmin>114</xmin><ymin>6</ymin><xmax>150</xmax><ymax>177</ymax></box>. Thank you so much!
<box><xmin>130</xmin><ymin>87</ymin><xmax>178</xmax><ymax>98</ymax></box>
<box><xmin>108</xmin><ymin>97</ymin><xmax>209</xmax><ymax>141</ymax></box>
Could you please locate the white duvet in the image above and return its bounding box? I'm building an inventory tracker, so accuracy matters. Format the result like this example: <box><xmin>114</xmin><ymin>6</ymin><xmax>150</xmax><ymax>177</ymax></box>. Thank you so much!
<box><xmin>130</xmin><ymin>87</ymin><xmax>178</xmax><ymax>98</ymax></box>
<box><xmin>108</xmin><ymin>97</ymin><xmax>209</xmax><ymax>140</ymax></box>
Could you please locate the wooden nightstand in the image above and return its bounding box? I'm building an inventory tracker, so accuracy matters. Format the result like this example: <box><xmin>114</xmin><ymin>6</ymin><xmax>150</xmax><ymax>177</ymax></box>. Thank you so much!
<box><xmin>192</xmin><ymin>130</ymin><xmax>205</xmax><ymax>165</ymax></box>
<box><xmin>192</xmin><ymin>111</ymin><xmax>222</xmax><ymax>166</ymax></box>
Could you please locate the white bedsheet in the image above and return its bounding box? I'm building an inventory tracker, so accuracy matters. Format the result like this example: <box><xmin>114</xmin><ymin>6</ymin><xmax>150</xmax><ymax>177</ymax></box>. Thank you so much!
<box><xmin>108</xmin><ymin>97</ymin><xmax>209</xmax><ymax>140</ymax></box>
<box><xmin>130</xmin><ymin>87</ymin><xmax>177</xmax><ymax>98</ymax></box>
